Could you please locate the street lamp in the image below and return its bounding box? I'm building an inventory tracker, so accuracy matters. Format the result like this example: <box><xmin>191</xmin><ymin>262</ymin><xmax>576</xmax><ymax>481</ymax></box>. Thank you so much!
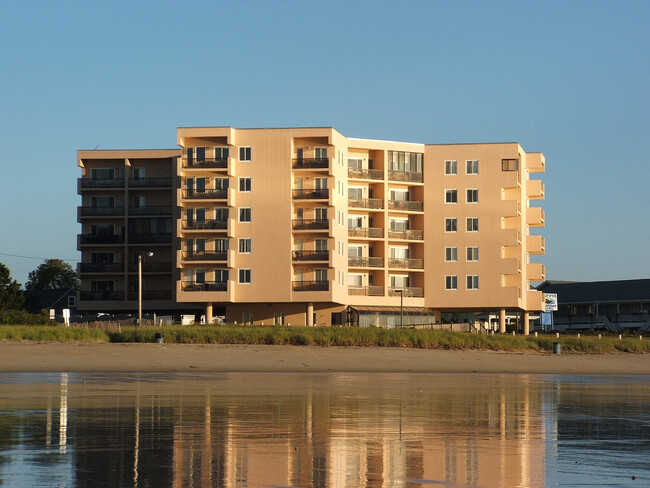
<box><xmin>138</xmin><ymin>251</ymin><xmax>154</xmax><ymax>326</ymax></box>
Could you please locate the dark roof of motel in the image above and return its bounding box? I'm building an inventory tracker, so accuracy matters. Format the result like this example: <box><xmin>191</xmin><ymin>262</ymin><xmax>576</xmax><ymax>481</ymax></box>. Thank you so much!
<box><xmin>536</xmin><ymin>279</ymin><xmax>650</xmax><ymax>304</ymax></box>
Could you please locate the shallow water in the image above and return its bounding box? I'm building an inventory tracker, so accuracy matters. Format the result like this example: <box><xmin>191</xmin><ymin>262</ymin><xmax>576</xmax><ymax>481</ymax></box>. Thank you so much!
<box><xmin>0</xmin><ymin>373</ymin><xmax>647</xmax><ymax>487</ymax></box>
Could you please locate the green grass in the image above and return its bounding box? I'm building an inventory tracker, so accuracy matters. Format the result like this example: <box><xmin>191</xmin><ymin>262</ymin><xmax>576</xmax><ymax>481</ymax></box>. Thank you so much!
<box><xmin>1</xmin><ymin>324</ymin><xmax>648</xmax><ymax>353</ymax></box>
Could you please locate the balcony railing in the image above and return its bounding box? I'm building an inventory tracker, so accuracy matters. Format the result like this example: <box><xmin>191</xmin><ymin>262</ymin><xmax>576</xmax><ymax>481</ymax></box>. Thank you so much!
<box><xmin>389</xmin><ymin>287</ymin><xmax>424</xmax><ymax>297</ymax></box>
<box><xmin>388</xmin><ymin>258</ymin><xmax>424</xmax><ymax>269</ymax></box>
<box><xmin>348</xmin><ymin>227</ymin><xmax>383</xmax><ymax>238</ymax></box>
<box><xmin>292</xmin><ymin>158</ymin><xmax>329</xmax><ymax>169</ymax></box>
<box><xmin>388</xmin><ymin>200</ymin><xmax>423</xmax><ymax>211</ymax></box>
<box><xmin>388</xmin><ymin>170</ymin><xmax>423</xmax><ymax>183</ymax></box>
<box><xmin>348</xmin><ymin>286</ymin><xmax>384</xmax><ymax>296</ymax></box>
<box><xmin>182</xmin><ymin>251</ymin><xmax>228</xmax><ymax>261</ymax></box>
<box><xmin>80</xmin><ymin>291</ymin><xmax>124</xmax><ymax>301</ymax></box>
<box><xmin>182</xmin><ymin>158</ymin><xmax>228</xmax><ymax>169</ymax></box>
<box><xmin>128</xmin><ymin>206</ymin><xmax>173</xmax><ymax>216</ymax></box>
<box><xmin>127</xmin><ymin>262</ymin><xmax>173</xmax><ymax>273</ymax></box>
<box><xmin>79</xmin><ymin>234</ymin><xmax>124</xmax><ymax>245</ymax></box>
<box><xmin>182</xmin><ymin>189</ymin><xmax>228</xmax><ymax>200</ymax></box>
<box><xmin>182</xmin><ymin>281</ymin><xmax>228</xmax><ymax>292</ymax></box>
<box><xmin>128</xmin><ymin>177</ymin><xmax>173</xmax><ymax>188</ymax></box>
<box><xmin>129</xmin><ymin>233</ymin><xmax>172</xmax><ymax>244</ymax></box>
<box><xmin>292</xmin><ymin>189</ymin><xmax>329</xmax><ymax>200</ymax></box>
<box><xmin>79</xmin><ymin>178</ymin><xmax>125</xmax><ymax>189</ymax></box>
<box><xmin>348</xmin><ymin>168</ymin><xmax>384</xmax><ymax>180</ymax></box>
<box><xmin>79</xmin><ymin>263</ymin><xmax>124</xmax><ymax>273</ymax></box>
<box><xmin>292</xmin><ymin>281</ymin><xmax>329</xmax><ymax>292</ymax></box>
<box><xmin>292</xmin><ymin>250</ymin><xmax>329</xmax><ymax>261</ymax></box>
<box><xmin>182</xmin><ymin>219</ymin><xmax>228</xmax><ymax>230</ymax></box>
<box><xmin>348</xmin><ymin>257</ymin><xmax>383</xmax><ymax>267</ymax></box>
<box><xmin>292</xmin><ymin>219</ymin><xmax>329</xmax><ymax>231</ymax></box>
<box><xmin>348</xmin><ymin>198</ymin><xmax>383</xmax><ymax>209</ymax></box>
<box><xmin>79</xmin><ymin>206</ymin><xmax>125</xmax><ymax>217</ymax></box>
<box><xmin>387</xmin><ymin>229</ymin><xmax>423</xmax><ymax>240</ymax></box>
<box><xmin>127</xmin><ymin>290</ymin><xmax>173</xmax><ymax>300</ymax></box>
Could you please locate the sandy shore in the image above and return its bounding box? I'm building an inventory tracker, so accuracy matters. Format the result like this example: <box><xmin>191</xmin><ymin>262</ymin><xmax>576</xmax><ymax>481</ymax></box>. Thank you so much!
<box><xmin>0</xmin><ymin>342</ymin><xmax>648</xmax><ymax>374</ymax></box>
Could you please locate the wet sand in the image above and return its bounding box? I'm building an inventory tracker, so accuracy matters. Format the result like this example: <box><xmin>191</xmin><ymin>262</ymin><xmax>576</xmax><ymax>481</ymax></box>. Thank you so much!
<box><xmin>0</xmin><ymin>342</ymin><xmax>648</xmax><ymax>374</ymax></box>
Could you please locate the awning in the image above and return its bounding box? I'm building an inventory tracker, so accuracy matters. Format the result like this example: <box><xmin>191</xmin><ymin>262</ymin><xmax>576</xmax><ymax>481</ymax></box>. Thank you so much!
<box><xmin>349</xmin><ymin>306</ymin><xmax>434</xmax><ymax>314</ymax></box>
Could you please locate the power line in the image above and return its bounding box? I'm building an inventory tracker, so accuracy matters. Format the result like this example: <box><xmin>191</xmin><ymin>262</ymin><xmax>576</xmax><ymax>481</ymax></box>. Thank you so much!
<box><xmin>0</xmin><ymin>252</ymin><xmax>78</xmax><ymax>262</ymax></box>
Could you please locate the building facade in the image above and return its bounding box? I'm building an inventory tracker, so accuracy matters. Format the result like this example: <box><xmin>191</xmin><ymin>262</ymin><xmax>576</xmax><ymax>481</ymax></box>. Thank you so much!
<box><xmin>78</xmin><ymin>127</ymin><xmax>546</xmax><ymax>332</ymax></box>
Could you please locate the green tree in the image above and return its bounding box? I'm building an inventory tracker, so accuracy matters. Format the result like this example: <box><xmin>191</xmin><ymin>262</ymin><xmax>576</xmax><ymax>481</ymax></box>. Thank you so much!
<box><xmin>0</xmin><ymin>263</ymin><xmax>24</xmax><ymax>310</ymax></box>
<box><xmin>25</xmin><ymin>259</ymin><xmax>80</xmax><ymax>291</ymax></box>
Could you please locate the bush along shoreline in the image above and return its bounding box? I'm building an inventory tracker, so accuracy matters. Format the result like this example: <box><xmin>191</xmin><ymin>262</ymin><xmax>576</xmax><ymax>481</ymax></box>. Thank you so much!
<box><xmin>0</xmin><ymin>324</ymin><xmax>648</xmax><ymax>353</ymax></box>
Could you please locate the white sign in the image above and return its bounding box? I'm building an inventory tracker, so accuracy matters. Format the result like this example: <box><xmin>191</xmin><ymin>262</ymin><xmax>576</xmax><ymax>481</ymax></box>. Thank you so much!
<box><xmin>544</xmin><ymin>293</ymin><xmax>558</xmax><ymax>312</ymax></box>
<box><xmin>62</xmin><ymin>308</ymin><xmax>71</xmax><ymax>326</ymax></box>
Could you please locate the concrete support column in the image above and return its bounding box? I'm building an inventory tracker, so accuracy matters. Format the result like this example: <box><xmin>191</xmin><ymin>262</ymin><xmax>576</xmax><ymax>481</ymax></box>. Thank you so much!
<box><xmin>499</xmin><ymin>309</ymin><xmax>506</xmax><ymax>334</ymax></box>
<box><xmin>205</xmin><ymin>303</ymin><xmax>213</xmax><ymax>325</ymax></box>
<box><xmin>306</xmin><ymin>303</ymin><xmax>314</xmax><ymax>327</ymax></box>
<box><xmin>523</xmin><ymin>311</ymin><xmax>530</xmax><ymax>336</ymax></box>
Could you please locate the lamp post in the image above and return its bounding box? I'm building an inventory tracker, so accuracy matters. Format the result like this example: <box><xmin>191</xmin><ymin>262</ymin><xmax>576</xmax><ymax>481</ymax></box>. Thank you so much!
<box><xmin>138</xmin><ymin>252</ymin><xmax>154</xmax><ymax>326</ymax></box>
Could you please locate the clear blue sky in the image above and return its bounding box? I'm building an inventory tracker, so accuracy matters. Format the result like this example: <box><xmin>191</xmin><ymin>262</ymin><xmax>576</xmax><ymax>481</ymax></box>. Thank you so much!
<box><xmin>0</xmin><ymin>0</ymin><xmax>648</xmax><ymax>285</ymax></box>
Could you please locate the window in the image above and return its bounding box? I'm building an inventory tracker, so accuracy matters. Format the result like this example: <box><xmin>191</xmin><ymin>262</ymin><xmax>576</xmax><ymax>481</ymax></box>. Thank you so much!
<box><xmin>348</xmin><ymin>274</ymin><xmax>363</xmax><ymax>287</ymax></box>
<box><xmin>215</xmin><ymin>147</ymin><xmax>229</xmax><ymax>160</ymax></box>
<box><xmin>466</xmin><ymin>160</ymin><xmax>479</xmax><ymax>174</ymax></box>
<box><xmin>132</xmin><ymin>195</ymin><xmax>145</xmax><ymax>208</ymax></box>
<box><xmin>466</xmin><ymin>275</ymin><xmax>479</xmax><ymax>290</ymax></box>
<box><xmin>239</xmin><ymin>207</ymin><xmax>251</xmax><ymax>222</ymax></box>
<box><xmin>91</xmin><ymin>168</ymin><xmax>115</xmax><ymax>180</ymax></box>
<box><xmin>215</xmin><ymin>178</ymin><xmax>229</xmax><ymax>190</ymax></box>
<box><xmin>274</xmin><ymin>312</ymin><xmax>285</xmax><ymax>325</ymax></box>
<box><xmin>315</xmin><ymin>147</ymin><xmax>328</xmax><ymax>159</ymax></box>
<box><xmin>466</xmin><ymin>218</ymin><xmax>479</xmax><ymax>232</ymax></box>
<box><xmin>239</xmin><ymin>146</ymin><xmax>251</xmax><ymax>161</ymax></box>
<box><xmin>445</xmin><ymin>160</ymin><xmax>457</xmax><ymax>175</ymax></box>
<box><xmin>239</xmin><ymin>177</ymin><xmax>251</xmax><ymax>192</ymax></box>
<box><xmin>315</xmin><ymin>269</ymin><xmax>328</xmax><ymax>282</ymax></box>
<box><xmin>315</xmin><ymin>177</ymin><xmax>328</xmax><ymax>190</ymax></box>
<box><xmin>315</xmin><ymin>207</ymin><xmax>328</xmax><ymax>221</ymax></box>
<box><xmin>238</xmin><ymin>238</ymin><xmax>251</xmax><ymax>253</ymax></box>
<box><xmin>91</xmin><ymin>196</ymin><xmax>114</xmax><ymax>208</ymax></box>
<box><xmin>389</xmin><ymin>275</ymin><xmax>410</xmax><ymax>288</ymax></box>
<box><xmin>445</xmin><ymin>189</ymin><xmax>457</xmax><ymax>203</ymax></box>
<box><xmin>348</xmin><ymin>245</ymin><xmax>363</xmax><ymax>258</ymax></box>
<box><xmin>445</xmin><ymin>218</ymin><xmax>457</xmax><ymax>232</ymax></box>
<box><xmin>445</xmin><ymin>275</ymin><xmax>458</xmax><ymax>290</ymax></box>
<box><xmin>215</xmin><ymin>269</ymin><xmax>229</xmax><ymax>282</ymax></box>
<box><xmin>315</xmin><ymin>238</ymin><xmax>328</xmax><ymax>251</ymax></box>
<box><xmin>215</xmin><ymin>239</ymin><xmax>229</xmax><ymax>252</ymax></box>
<box><xmin>238</xmin><ymin>269</ymin><xmax>251</xmax><ymax>284</ymax></box>
<box><xmin>132</xmin><ymin>168</ymin><xmax>145</xmax><ymax>180</ymax></box>
<box><xmin>467</xmin><ymin>247</ymin><xmax>479</xmax><ymax>261</ymax></box>
<box><xmin>67</xmin><ymin>295</ymin><xmax>76</xmax><ymax>308</ymax></box>
<box><xmin>348</xmin><ymin>158</ymin><xmax>363</xmax><ymax>169</ymax></box>
<box><xmin>502</xmin><ymin>159</ymin><xmax>519</xmax><ymax>171</ymax></box>
<box><xmin>466</xmin><ymin>189</ymin><xmax>478</xmax><ymax>203</ymax></box>
<box><xmin>196</xmin><ymin>147</ymin><xmax>206</xmax><ymax>162</ymax></box>
<box><xmin>348</xmin><ymin>187</ymin><xmax>363</xmax><ymax>199</ymax></box>
<box><xmin>445</xmin><ymin>247</ymin><xmax>458</xmax><ymax>262</ymax></box>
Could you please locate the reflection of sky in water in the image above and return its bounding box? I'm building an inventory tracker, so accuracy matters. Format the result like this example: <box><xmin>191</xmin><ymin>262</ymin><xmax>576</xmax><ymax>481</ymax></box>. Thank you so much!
<box><xmin>0</xmin><ymin>373</ymin><xmax>647</xmax><ymax>487</ymax></box>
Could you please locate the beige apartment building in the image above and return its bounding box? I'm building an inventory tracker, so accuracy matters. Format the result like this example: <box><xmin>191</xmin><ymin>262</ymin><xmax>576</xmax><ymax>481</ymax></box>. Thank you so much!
<box><xmin>78</xmin><ymin>126</ymin><xmax>545</xmax><ymax>332</ymax></box>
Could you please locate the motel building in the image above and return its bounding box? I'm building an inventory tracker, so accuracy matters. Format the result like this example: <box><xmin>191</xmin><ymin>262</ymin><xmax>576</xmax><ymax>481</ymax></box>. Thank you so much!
<box><xmin>77</xmin><ymin>126</ymin><xmax>545</xmax><ymax>333</ymax></box>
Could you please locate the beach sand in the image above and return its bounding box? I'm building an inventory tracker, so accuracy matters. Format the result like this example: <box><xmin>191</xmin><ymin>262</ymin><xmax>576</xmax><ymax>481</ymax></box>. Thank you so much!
<box><xmin>0</xmin><ymin>342</ymin><xmax>648</xmax><ymax>374</ymax></box>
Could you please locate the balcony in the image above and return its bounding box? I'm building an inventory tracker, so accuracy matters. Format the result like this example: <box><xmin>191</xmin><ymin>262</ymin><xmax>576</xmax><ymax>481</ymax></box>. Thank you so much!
<box><xmin>526</xmin><ymin>179</ymin><xmax>545</xmax><ymax>200</ymax></box>
<box><xmin>388</xmin><ymin>170</ymin><xmax>423</xmax><ymax>183</ymax></box>
<box><xmin>292</xmin><ymin>219</ymin><xmax>329</xmax><ymax>231</ymax></box>
<box><xmin>129</xmin><ymin>233</ymin><xmax>172</xmax><ymax>244</ymax></box>
<box><xmin>527</xmin><ymin>207</ymin><xmax>545</xmax><ymax>227</ymax></box>
<box><xmin>388</xmin><ymin>287</ymin><xmax>424</xmax><ymax>298</ymax></box>
<box><xmin>292</xmin><ymin>281</ymin><xmax>329</xmax><ymax>292</ymax></box>
<box><xmin>128</xmin><ymin>177</ymin><xmax>173</xmax><ymax>188</ymax></box>
<box><xmin>348</xmin><ymin>257</ymin><xmax>383</xmax><ymax>267</ymax></box>
<box><xmin>182</xmin><ymin>251</ymin><xmax>228</xmax><ymax>262</ymax></box>
<box><xmin>127</xmin><ymin>262</ymin><xmax>173</xmax><ymax>273</ymax></box>
<box><xmin>348</xmin><ymin>227</ymin><xmax>383</xmax><ymax>238</ymax></box>
<box><xmin>79</xmin><ymin>263</ymin><xmax>124</xmax><ymax>273</ymax></box>
<box><xmin>79</xmin><ymin>234</ymin><xmax>125</xmax><ymax>245</ymax></box>
<box><xmin>348</xmin><ymin>286</ymin><xmax>384</xmax><ymax>296</ymax></box>
<box><xmin>182</xmin><ymin>281</ymin><xmax>228</xmax><ymax>292</ymax></box>
<box><xmin>79</xmin><ymin>178</ymin><xmax>125</xmax><ymax>189</ymax></box>
<box><xmin>526</xmin><ymin>152</ymin><xmax>545</xmax><ymax>173</ymax></box>
<box><xmin>348</xmin><ymin>198</ymin><xmax>383</xmax><ymax>209</ymax></box>
<box><xmin>388</xmin><ymin>258</ymin><xmax>424</xmax><ymax>269</ymax></box>
<box><xmin>292</xmin><ymin>188</ymin><xmax>329</xmax><ymax>200</ymax></box>
<box><xmin>182</xmin><ymin>189</ymin><xmax>228</xmax><ymax>200</ymax></box>
<box><xmin>527</xmin><ymin>235</ymin><xmax>545</xmax><ymax>255</ymax></box>
<box><xmin>292</xmin><ymin>250</ymin><xmax>329</xmax><ymax>261</ymax></box>
<box><xmin>182</xmin><ymin>158</ymin><xmax>228</xmax><ymax>169</ymax></box>
<box><xmin>127</xmin><ymin>290</ymin><xmax>173</xmax><ymax>300</ymax></box>
<box><xmin>79</xmin><ymin>291</ymin><xmax>124</xmax><ymax>301</ymax></box>
<box><xmin>387</xmin><ymin>229</ymin><xmax>423</xmax><ymax>240</ymax></box>
<box><xmin>388</xmin><ymin>200</ymin><xmax>423</xmax><ymax>211</ymax></box>
<box><xmin>79</xmin><ymin>206</ymin><xmax>125</xmax><ymax>217</ymax></box>
<box><xmin>182</xmin><ymin>219</ymin><xmax>228</xmax><ymax>230</ymax></box>
<box><xmin>128</xmin><ymin>206</ymin><xmax>173</xmax><ymax>216</ymax></box>
<box><xmin>527</xmin><ymin>263</ymin><xmax>545</xmax><ymax>282</ymax></box>
<box><xmin>348</xmin><ymin>168</ymin><xmax>383</xmax><ymax>180</ymax></box>
<box><xmin>292</xmin><ymin>158</ymin><xmax>329</xmax><ymax>169</ymax></box>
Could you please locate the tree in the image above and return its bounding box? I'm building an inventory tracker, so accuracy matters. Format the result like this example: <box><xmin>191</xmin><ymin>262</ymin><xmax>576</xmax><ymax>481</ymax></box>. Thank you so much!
<box><xmin>25</xmin><ymin>259</ymin><xmax>80</xmax><ymax>292</ymax></box>
<box><xmin>0</xmin><ymin>263</ymin><xmax>24</xmax><ymax>310</ymax></box>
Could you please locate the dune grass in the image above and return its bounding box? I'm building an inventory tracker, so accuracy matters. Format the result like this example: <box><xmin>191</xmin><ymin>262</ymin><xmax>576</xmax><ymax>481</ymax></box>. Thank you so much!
<box><xmin>1</xmin><ymin>324</ymin><xmax>648</xmax><ymax>353</ymax></box>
